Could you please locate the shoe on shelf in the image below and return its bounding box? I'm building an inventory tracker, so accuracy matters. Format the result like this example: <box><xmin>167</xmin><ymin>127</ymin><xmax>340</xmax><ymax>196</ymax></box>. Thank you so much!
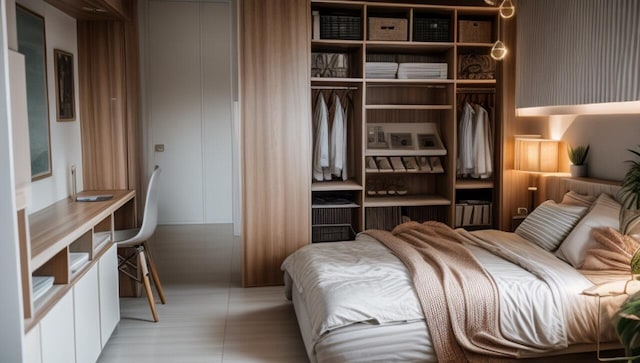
<box><xmin>395</xmin><ymin>179</ymin><xmax>408</xmax><ymax>196</ymax></box>
<box><xmin>417</xmin><ymin>156</ymin><xmax>432</xmax><ymax>172</ymax></box>
<box><xmin>403</xmin><ymin>157</ymin><xmax>419</xmax><ymax>172</ymax></box>
<box><xmin>376</xmin><ymin>157</ymin><xmax>393</xmax><ymax>172</ymax></box>
<box><xmin>365</xmin><ymin>156</ymin><xmax>378</xmax><ymax>172</ymax></box>
<box><xmin>430</xmin><ymin>157</ymin><xmax>444</xmax><ymax>173</ymax></box>
<box><xmin>389</xmin><ymin>157</ymin><xmax>406</xmax><ymax>172</ymax></box>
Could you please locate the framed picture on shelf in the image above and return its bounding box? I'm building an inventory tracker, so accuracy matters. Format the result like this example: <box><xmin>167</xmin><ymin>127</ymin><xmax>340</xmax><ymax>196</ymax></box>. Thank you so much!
<box><xmin>389</xmin><ymin>133</ymin><xmax>413</xmax><ymax>149</ymax></box>
<box><xmin>367</xmin><ymin>125</ymin><xmax>388</xmax><ymax>149</ymax></box>
<box><xmin>54</xmin><ymin>49</ymin><xmax>75</xmax><ymax>121</ymax></box>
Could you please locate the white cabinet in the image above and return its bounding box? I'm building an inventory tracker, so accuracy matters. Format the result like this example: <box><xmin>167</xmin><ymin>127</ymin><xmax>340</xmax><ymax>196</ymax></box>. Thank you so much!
<box><xmin>23</xmin><ymin>325</ymin><xmax>42</xmax><ymax>363</ymax></box>
<box><xmin>99</xmin><ymin>244</ymin><xmax>120</xmax><ymax>347</ymax></box>
<box><xmin>74</xmin><ymin>263</ymin><xmax>102</xmax><ymax>363</ymax></box>
<box><xmin>41</xmin><ymin>292</ymin><xmax>75</xmax><ymax>363</ymax></box>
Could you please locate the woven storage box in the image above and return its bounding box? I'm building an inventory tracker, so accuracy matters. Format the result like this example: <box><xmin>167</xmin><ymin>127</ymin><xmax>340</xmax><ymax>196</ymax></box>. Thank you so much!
<box><xmin>413</xmin><ymin>17</ymin><xmax>451</xmax><ymax>42</ymax></box>
<box><xmin>368</xmin><ymin>17</ymin><xmax>408</xmax><ymax>41</ymax></box>
<box><xmin>458</xmin><ymin>20</ymin><xmax>492</xmax><ymax>43</ymax></box>
<box><xmin>320</xmin><ymin>14</ymin><xmax>362</xmax><ymax>40</ymax></box>
<box><xmin>311</xmin><ymin>53</ymin><xmax>350</xmax><ymax>78</ymax></box>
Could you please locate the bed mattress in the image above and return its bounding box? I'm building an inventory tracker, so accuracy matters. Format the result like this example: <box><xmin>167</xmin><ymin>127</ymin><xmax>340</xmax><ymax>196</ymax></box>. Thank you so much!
<box><xmin>283</xmin><ymin>230</ymin><xmax>625</xmax><ymax>363</ymax></box>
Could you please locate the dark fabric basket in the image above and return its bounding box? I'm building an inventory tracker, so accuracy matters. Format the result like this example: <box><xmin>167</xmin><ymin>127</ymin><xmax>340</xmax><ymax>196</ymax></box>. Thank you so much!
<box><xmin>413</xmin><ymin>17</ymin><xmax>451</xmax><ymax>42</ymax></box>
<box><xmin>320</xmin><ymin>15</ymin><xmax>362</xmax><ymax>40</ymax></box>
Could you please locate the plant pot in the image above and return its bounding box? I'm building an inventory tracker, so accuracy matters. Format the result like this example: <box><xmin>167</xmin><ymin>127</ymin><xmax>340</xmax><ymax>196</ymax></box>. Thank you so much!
<box><xmin>570</xmin><ymin>164</ymin><xmax>587</xmax><ymax>177</ymax></box>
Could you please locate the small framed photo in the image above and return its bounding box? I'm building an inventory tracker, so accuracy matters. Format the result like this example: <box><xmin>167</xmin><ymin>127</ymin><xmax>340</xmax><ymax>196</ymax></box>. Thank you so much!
<box><xmin>54</xmin><ymin>49</ymin><xmax>75</xmax><ymax>121</ymax></box>
<box><xmin>390</xmin><ymin>133</ymin><xmax>413</xmax><ymax>149</ymax></box>
<box><xmin>417</xmin><ymin>134</ymin><xmax>440</xmax><ymax>149</ymax></box>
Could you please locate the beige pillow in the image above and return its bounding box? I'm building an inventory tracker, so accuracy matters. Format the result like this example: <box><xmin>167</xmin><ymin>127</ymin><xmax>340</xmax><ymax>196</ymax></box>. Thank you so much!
<box><xmin>555</xmin><ymin>194</ymin><xmax>622</xmax><ymax>268</ymax></box>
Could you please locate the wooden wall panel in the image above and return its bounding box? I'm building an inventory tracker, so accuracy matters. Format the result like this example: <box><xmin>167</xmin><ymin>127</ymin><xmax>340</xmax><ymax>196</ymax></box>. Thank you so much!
<box><xmin>239</xmin><ymin>0</ymin><xmax>311</xmax><ymax>286</ymax></box>
<box><xmin>77</xmin><ymin>0</ymin><xmax>142</xmax><ymax>219</ymax></box>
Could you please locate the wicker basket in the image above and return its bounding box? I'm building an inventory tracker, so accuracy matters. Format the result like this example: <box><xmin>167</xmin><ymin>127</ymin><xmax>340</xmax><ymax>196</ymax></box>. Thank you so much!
<box><xmin>458</xmin><ymin>20</ymin><xmax>492</xmax><ymax>43</ymax></box>
<box><xmin>413</xmin><ymin>17</ymin><xmax>451</xmax><ymax>42</ymax></box>
<box><xmin>320</xmin><ymin>14</ymin><xmax>362</xmax><ymax>40</ymax></box>
<box><xmin>368</xmin><ymin>17</ymin><xmax>408</xmax><ymax>41</ymax></box>
<box><xmin>312</xmin><ymin>53</ymin><xmax>350</xmax><ymax>78</ymax></box>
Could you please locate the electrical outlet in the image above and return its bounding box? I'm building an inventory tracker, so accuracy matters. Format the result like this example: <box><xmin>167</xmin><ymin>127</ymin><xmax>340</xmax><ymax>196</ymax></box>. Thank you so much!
<box><xmin>517</xmin><ymin>207</ymin><xmax>528</xmax><ymax>215</ymax></box>
<box><xmin>155</xmin><ymin>144</ymin><xmax>165</xmax><ymax>152</ymax></box>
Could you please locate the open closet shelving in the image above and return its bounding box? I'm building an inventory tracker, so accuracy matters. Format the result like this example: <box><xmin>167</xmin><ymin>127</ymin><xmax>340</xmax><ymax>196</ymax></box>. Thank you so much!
<box><xmin>310</xmin><ymin>0</ymin><xmax>502</xmax><ymax>240</ymax></box>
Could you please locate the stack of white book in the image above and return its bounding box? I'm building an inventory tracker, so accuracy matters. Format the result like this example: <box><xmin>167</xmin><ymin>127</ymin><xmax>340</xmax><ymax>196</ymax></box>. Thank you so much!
<box><xmin>365</xmin><ymin>62</ymin><xmax>399</xmax><ymax>79</ymax></box>
<box><xmin>70</xmin><ymin>252</ymin><xmax>90</xmax><ymax>274</ymax></box>
<box><xmin>397</xmin><ymin>63</ymin><xmax>448</xmax><ymax>79</ymax></box>
<box><xmin>32</xmin><ymin>276</ymin><xmax>55</xmax><ymax>301</ymax></box>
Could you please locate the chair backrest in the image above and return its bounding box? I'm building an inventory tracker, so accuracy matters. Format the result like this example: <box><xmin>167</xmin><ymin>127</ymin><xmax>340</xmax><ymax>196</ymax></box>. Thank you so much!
<box><xmin>137</xmin><ymin>166</ymin><xmax>162</xmax><ymax>242</ymax></box>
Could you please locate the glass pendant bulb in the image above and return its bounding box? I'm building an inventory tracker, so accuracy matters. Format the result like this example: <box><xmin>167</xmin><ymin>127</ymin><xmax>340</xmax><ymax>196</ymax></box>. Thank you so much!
<box><xmin>484</xmin><ymin>0</ymin><xmax>498</xmax><ymax>5</ymax></box>
<box><xmin>490</xmin><ymin>40</ymin><xmax>507</xmax><ymax>60</ymax></box>
<box><xmin>499</xmin><ymin>0</ymin><xmax>516</xmax><ymax>18</ymax></box>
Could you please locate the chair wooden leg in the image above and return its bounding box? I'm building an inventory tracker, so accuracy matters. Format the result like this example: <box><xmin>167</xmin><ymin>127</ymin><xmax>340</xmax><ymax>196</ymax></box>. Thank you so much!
<box><xmin>138</xmin><ymin>250</ymin><xmax>159</xmax><ymax>322</ymax></box>
<box><xmin>143</xmin><ymin>241</ymin><xmax>166</xmax><ymax>304</ymax></box>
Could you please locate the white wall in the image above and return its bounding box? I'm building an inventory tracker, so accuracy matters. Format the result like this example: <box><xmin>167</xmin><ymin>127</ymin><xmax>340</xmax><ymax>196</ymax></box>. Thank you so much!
<box><xmin>13</xmin><ymin>0</ymin><xmax>83</xmax><ymax>213</ymax></box>
<box><xmin>0</xmin><ymin>0</ymin><xmax>25</xmax><ymax>360</ymax></box>
<box><xmin>549</xmin><ymin>114</ymin><xmax>640</xmax><ymax>181</ymax></box>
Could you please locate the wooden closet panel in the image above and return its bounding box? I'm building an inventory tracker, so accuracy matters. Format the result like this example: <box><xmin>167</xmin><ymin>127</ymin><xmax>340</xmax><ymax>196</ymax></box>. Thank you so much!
<box><xmin>240</xmin><ymin>0</ymin><xmax>311</xmax><ymax>286</ymax></box>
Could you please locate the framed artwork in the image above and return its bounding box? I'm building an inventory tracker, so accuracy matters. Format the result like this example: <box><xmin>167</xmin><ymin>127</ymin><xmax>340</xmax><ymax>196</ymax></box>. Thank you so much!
<box><xmin>16</xmin><ymin>5</ymin><xmax>52</xmax><ymax>181</ymax></box>
<box><xmin>54</xmin><ymin>49</ymin><xmax>75</xmax><ymax>121</ymax></box>
<box><xmin>389</xmin><ymin>132</ymin><xmax>413</xmax><ymax>149</ymax></box>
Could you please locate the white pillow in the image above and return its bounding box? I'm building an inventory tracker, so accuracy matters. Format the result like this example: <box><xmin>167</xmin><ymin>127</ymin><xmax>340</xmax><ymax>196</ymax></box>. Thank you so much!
<box><xmin>515</xmin><ymin>201</ymin><xmax>588</xmax><ymax>251</ymax></box>
<box><xmin>555</xmin><ymin>193</ymin><xmax>622</xmax><ymax>268</ymax></box>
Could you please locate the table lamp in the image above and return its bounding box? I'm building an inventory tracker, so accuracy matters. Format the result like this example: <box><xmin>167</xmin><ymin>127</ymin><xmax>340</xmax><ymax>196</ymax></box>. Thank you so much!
<box><xmin>514</xmin><ymin>138</ymin><xmax>560</xmax><ymax>212</ymax></box>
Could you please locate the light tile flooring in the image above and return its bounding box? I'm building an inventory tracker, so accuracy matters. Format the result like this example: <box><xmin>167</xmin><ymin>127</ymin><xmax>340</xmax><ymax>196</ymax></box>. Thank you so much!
<box><xmin>98</xmin><ymin>224</ymin><xmax>607</xmax><ymax>363</ymax></box>
<box><xmin>98</xmin><ymin>224</ymin><xmax>308</xmax><ymax>363</ymax></box>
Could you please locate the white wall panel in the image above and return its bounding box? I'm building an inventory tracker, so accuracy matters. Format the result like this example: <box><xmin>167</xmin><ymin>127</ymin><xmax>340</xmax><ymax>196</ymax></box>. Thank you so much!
<box><xmin>147</xmin><ymin>0</ymin><xmax>233</xmax><ymax>224</ymax></box>
<box><xmin>517</xmin><ymin>0</ymin><xmax>640</xmax><ymax>108</ymax></box>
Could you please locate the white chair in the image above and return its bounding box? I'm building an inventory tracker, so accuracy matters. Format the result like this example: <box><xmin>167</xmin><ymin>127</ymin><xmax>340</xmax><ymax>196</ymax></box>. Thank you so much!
<box><xmin>114</xmin><ymin>166</ymin><xmax>166</xmax><ymax>322</ymax></box>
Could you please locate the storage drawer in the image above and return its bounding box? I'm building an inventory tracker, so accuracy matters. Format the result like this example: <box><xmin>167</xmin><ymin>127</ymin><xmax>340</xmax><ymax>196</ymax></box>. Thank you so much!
<box><xmin>311</xmin><ymin>53</ymin><xmax>350</xmax><ymax>78</ymax></box>
<box><xmin>413</xmin><ymin>17</ymin><xmax>451</xmax><ymax>42</ymax></box>
<box><xmin>458</xmin><ymin>20</ymin><xmax>492</xmax><ymax>43</ymax></box>
<box><xmin>368</xmin><ymin>17</ymin><xmax>408</xmax><ymax>41</ymax></box>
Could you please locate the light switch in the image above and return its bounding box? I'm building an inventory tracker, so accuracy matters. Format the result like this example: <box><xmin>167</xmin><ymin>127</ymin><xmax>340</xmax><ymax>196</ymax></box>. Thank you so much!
<box><xmin>155</xmin><ymin>144</ymin><xmax>165</xmax><ymax>152</ymax></box>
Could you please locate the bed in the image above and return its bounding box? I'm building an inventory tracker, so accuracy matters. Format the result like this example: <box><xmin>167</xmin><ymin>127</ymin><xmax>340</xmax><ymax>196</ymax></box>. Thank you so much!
<box><xmin>282</xmin><ymin>178</ymin><xmax>638</xmax><ymax>362</ymax></box>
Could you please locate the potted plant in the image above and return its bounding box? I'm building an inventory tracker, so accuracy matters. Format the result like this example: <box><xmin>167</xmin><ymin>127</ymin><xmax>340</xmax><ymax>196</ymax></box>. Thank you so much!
<box><xmin>568</xmin><ymin>145</ymin><xmax>589</xmax><ymax>177</ymax></box>
<box><xmin>616</xmin><ymin>290</ymin><xmax>640</xmax><ymax>360</ymax></box>
<box><xmin>619</xmin><ymin>146</ymin><xmax>640</xmax><ymax>236</ymax></box>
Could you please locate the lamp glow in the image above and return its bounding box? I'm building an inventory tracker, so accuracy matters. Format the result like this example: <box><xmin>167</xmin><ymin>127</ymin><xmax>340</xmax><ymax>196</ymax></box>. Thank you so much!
<box><xmin>490</xmin><ymin>40</ymin><xmax>508</xmax><ymax>60</ymax></box>
<box><xmin>484</xmin><ymin>0</ymin><xmax>498</xmax><ymax>5</ymax></box>
<box><xmin>499</xmin><ymin>0</ymin><xmax>516</xmax><ymax>18</ymax></box>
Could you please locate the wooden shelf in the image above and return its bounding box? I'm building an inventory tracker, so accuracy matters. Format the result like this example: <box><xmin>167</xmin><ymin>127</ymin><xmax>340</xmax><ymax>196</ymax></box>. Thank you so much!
<box><xmin>457</xmin><ymin>42</ymin><xmax>493</xmax><ymax>48</ymax></box>
<box><xmin>365</xmin><ymin>104</ymin><xmax>452</xmax><ymax>110</ymax></box>
<box><xmin>367</xmin><ymin>169</ymin><xmax>444</xmax><ymax>175</ymax></box>
<box><xmin>312</xmin><ymin>203</ymin><xmax>360</xmax><ymax>209</ymax></box>
<box><xmin>311</xmin><ymin>179</ymin><xmax>362</xmax><ymax>191</ymax></box>
<box><xmin>456</xmin><ymin>180</ymin><xmax>494</xmax><ymax>189</ymax></box>
<box><xmin>29</xmin><ymin>190</ymin><xmax>135</xmax><ymax>271</ymax></box>
<box><xmin>311</xmin><ymin>77</ymin><xmax>363</xmax><ymax>85</ymax></box>
<box><xmin>365</xmin><ymin>194</ymin><xmax>451</xmax><ymax>207</ymax></box>
<box><xmin>366</xmin><ymin>78</ymin><xmax>454</xmax><ymax>84</ymax></box>
<box><xmin>366</xmin><ymin>149</ymin><xmax>446</xmax><ymax>157</ymax></box>
<box><xmin>456</xmin><ymin>79</ymin><xmax>496</xmax><ymax>85</ymax></box>
<box><xmin>312</xmin><ymin>39</ymin><xmax>363</xmax><ymax>50</ymax></box>
<box><xmin>366</xmin><ymin>41</ymin><xmax>454</xmax><ymax>52</ymax></box>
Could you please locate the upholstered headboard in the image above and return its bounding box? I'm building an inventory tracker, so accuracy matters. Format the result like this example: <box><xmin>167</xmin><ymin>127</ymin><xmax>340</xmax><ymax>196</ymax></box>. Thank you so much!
<box><xmin>542</xmin><ymin>176</ymin><xmax>622</xmax><ymax>203</ymax></box>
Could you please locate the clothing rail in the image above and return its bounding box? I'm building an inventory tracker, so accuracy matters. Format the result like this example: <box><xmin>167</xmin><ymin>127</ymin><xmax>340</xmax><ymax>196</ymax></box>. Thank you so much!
<box><xmin>311</xmin><ymin>86</ymin><xmax>359</xmax><ymax>90</ymax></box>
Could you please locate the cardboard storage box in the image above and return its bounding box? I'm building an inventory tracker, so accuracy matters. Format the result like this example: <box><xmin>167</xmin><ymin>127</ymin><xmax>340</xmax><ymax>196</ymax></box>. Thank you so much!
<box><xmin>368</xmin><ymin>17</ymin><xmax>408</xmax><ymax>41</ymax></box>
<box><xmin>458</xmin><ymin>20</ymin><xmax>492</xmax><ymax>43</ymax></box>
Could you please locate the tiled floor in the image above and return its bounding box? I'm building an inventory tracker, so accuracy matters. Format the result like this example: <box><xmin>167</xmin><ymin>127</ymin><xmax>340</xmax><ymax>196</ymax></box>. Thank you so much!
<box><xmin>99</xmin><ymin>224</ymin><xmax>609</xmax><ymax>363</ymax></box>
<box><xmin>98</xmin><ymin>224</ymin><xmax>308</xmax><ymax>363</ymax></box>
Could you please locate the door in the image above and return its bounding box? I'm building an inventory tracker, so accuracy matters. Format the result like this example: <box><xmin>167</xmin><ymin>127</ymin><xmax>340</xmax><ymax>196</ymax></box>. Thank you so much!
<box><xmin>147</xmin><ymin>1</ymin><xmax>233</xmax><ymax>224</ymax></box>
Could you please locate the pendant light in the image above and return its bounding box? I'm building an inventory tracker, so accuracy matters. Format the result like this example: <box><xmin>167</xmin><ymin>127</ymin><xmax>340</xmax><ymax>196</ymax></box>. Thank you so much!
<box><xmin>499</xmin><ymin>0</ymin><xmax>515</xmax><ymax>19</ymax></box>
<box><xmin>490</xmin><ymin>17</ymin><xmax>507</xmax><ymax>60</ymax></box>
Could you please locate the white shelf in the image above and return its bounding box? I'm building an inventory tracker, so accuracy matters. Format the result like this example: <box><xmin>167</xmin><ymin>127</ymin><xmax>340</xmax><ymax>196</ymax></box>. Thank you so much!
<box><xmin>365</xmin><ymin>194</ymin><xmax>451</xmax><ymax>207</ymax></box>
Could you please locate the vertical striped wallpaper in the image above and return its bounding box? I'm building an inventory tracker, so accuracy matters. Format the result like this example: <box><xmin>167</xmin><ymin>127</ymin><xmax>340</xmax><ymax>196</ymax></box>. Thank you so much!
<box><xmin>516</xmin><ymin>0</ymin><xmax>640</xmax><ymax>108</ymax></box>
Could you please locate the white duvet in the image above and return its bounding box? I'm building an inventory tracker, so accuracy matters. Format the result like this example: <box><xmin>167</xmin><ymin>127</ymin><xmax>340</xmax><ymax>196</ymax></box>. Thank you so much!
<box><xmin>282</xmin><ymin>229</ymin><xmax>619</xmax><ymax>359</ymax></box>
